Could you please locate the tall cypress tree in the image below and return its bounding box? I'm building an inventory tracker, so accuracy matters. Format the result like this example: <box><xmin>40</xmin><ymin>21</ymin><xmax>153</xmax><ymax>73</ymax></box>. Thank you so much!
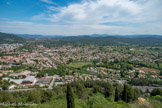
<box><xmin>122</xmin><ymin>84</ymin><xmax>137</xmax><ymax>103</ymax></box>
<box><xmin>66</xmin><ymin>84</ymin><xmax>75</xmax><ymax>108</ymax></box>
<box><xmin>115</xmin><ymin>87</ymin><xmax>119</xmax><ymax>101</ymax></box>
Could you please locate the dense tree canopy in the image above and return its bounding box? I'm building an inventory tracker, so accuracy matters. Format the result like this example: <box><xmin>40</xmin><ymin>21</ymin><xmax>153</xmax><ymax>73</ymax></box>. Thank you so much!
<box><xmin>67</xmin><ymin>84</ymin><xmax>75</xmax><ymax>108</ymax></box>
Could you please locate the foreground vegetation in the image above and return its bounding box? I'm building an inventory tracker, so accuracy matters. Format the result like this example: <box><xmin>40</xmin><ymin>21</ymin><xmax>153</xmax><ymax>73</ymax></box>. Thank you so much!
<box><xmin>0</xmin><ymin>81</ymin><xmax>162</xmax><ymax>108</ymax></box>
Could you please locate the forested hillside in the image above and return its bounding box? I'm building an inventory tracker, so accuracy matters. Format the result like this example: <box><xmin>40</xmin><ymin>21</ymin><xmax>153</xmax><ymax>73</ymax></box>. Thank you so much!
<box><xmin>0</xmin><ymin>32</ymin><xmax>25</xmax><ymax>44</ymax></box>
<box><xmin>60</xmin><ymin>36</ymin><xmax>162</xmax><ymax>46</ymax></box>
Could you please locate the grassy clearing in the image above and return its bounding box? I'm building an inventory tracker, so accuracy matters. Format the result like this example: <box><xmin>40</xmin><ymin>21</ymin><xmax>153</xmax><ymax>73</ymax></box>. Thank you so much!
<box><xmin>68</xmin><ymin>62</ymin><xmax>92</xmax><ymax>68</ymax></box>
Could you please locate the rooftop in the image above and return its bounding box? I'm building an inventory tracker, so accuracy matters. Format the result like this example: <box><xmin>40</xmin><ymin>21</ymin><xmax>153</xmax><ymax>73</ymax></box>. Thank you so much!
<box><xmin>23</xmin><ymin>76</ymin><xmax>35</xmax><ymax>82</ymax></box>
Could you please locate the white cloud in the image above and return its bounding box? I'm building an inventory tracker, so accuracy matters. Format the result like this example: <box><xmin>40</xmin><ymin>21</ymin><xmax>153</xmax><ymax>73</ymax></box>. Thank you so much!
<box><xmin>30</xmin><ymin>13</ymin><xmax>50</xmax><ymax>20</ymax></box>
<box><xmin>46</xmin><ymin>6</ymin><xmax>60</xmax><ymax>11</ymax></box>
<box><xmin>0</xmin><ymin>0</ymin><xmax>162</xmax><ymax>35</ymax></box>
<box><xmin>49</xmin><ymin>0</ymin><xmax>142</xmax><ymax>24</ymax></box>
<box><xmin>46</xmin><ymin>0</ymin><xmax>162</xmax><ymax>25</ymax></box>
<box><xmin>40</xmin><ymin>0</ymin><xmax>56</xmax><ymax>5</ymax></box>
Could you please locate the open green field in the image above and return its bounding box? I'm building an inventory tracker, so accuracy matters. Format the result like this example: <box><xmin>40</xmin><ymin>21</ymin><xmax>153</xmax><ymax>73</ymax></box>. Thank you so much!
<box><xmin>68</xmin><ymin>62</ymin><xmax>92</xmax><ymax>68</ymax></box>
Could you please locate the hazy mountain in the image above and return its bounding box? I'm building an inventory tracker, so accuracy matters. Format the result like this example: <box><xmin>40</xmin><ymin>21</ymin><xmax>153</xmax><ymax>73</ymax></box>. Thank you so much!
<box><xmin>0</xmin><ymin>32</ymin><xmax>162</xmax><ymax>46</ymax></box>
<box><xmin>16</xmin><ymin>34</ymin><xmax>66</xmax><ymax>39</ymax></box>
<box><xmin>0</xmin><ymin>32</ymin><xmax>25</xmax><ymax>44</ymax></box>
<box><xmin>15</xmin><ymin>34</ymin><xmax>162</xmax><ymax>39</ymax></box>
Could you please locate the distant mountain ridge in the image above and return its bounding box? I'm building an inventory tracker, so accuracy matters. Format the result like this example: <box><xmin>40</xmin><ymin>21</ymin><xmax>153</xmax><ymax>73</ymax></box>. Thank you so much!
<box><xmin>0</xmin><ymin>32</ymin><xmax>25</xmax><ymax>44</ymax></box>
<box><xmin>15</xmin><ymin>34</ymin><xmax>162</xmax><ymax>39</ymax></box>
<box><xmin>0</xmin><ymin>32</ymin><xmax>162</xmax><ymax>46</ymax></box>
<box><xmin>16</xmin><ymin>34</ymin><xmax>65</xmax><ymax>39</ymax></box>
<box><xmin>60</xmin><ymin>35</ymin><xmax>162</xmax><ymax>46</ymax></box>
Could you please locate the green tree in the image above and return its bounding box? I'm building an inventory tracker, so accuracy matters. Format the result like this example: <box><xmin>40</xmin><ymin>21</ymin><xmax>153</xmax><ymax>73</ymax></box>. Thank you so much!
<box><xmin>135</xmin><ymin>70</ymin><xmax>139</xmax><ymax>78</ymax></box>
<box><xmin>76</xmin><ymin>83</ymin><xmax>88</xmax><ymax>100</ymax></box>
<box><xmin>93</xmin><ymin>85</ymin><xmax>103</xmax><ymax>93</ymax></box>
<box><xmin>120</xmin><ymin>70</ymin><xmax>126</xmax><ymax>78</ymax></box>
<box><xmin>115</xmin><ymin>87</ymin><xmax>119</xmax><ymax>101</ymax></box>
<box><xmin>27</xmin><ymin>90</ymin><xmax>42</xmax><ymax>104</ymax></box>
<box><xmin>68</xmin><ymin>58</ymin><xmax>74</xmax><ymax>64</ymax></box>
<box><xmin>151</xmin><ymin>88</ymin><xmax>162</xmax><ymax>96</ymax></box>
<box><xmin>2</xmin><ymin>84</ymin><xmax>8</xmax><ymax>90</ymax></box>
<box><xmin>122</xmin><ymin>84</ymin><xmax>137</xmax><ymax>103</ymax></box>
<box><xmin>66</xmin><ymin>84</ymin><xmax>75</xmax><ymax>108</ymax></box>
<box><xmin>146</xmin><ymin>88</ymin><xmax>149</xmax><ymax>93</ymax></box>
<box><xmin>104</xmin><ymin>83</ymin><xmax>114</xmax><ymax>98</ymax></box>
<box><xmin>41</xmin><ymin>90</ymin><xmax>53</xmax><ymax>103</ymax></box>
<box><xmin>0</xmin><ymin>91</ymin><xmax>15</xmax><ymax>103</ymax></box>
<box><xmin>88</xmin><ymin>93</ymin><xmax>111</xmax><ymax>108</ymax></box>
<box><xmin>160</xmin><ymin>71</ymin><xmax>162</xmax><ymax>76</ymax></box>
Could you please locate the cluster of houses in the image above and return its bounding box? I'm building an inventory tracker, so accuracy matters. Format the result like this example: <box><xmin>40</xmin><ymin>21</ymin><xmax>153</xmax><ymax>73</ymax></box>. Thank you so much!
<box><xmin>0</xmin><ymin>44</ymin><xmax>162</xmax><ymax>91</ymax></box>
<box><xmin>0</xmin><ymin>68</ymin><xmax>67</xmax><ymax>90</ymax></box>
<box><xmin>0</xmin><ymin>68</ymin><xmax>129</xmax><ymax>90</ymax></box>
<box><xmin>42</xmin><ymin>45</ymin><xmax>159</xmax><ymax>66</ymax></box>
<box><xmin>0</xmin><ymin>52</ymin><xmax>56</xmax><ymax>69</ymax></box>
<box><xmin>3</xmin><ymin>75</ymin><xmax>52</xmax><ymax>90</ymax></box>
<box><xmin>0</xmin><ymin>44</ymin><xmax>23</xmax><ymax>51</ymax></box>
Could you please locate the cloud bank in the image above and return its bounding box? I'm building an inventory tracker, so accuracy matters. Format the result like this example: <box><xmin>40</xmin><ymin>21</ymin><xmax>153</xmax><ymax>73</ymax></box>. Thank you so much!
<box><xmin>0</xmin><ymin>0</ymin><xmax>162</xmax><ymax>35</ymax></box>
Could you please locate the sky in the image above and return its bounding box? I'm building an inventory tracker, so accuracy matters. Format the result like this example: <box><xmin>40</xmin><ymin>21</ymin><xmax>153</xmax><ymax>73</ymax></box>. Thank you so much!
<box><xmin>0</xmin><ymin>0</ymin><xmax>162</xmax><ymax>36</ymax></box>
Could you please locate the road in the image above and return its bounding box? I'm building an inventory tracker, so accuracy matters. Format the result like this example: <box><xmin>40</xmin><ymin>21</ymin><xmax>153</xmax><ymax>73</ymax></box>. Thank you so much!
<box><xmin>7</xmin><ymin>88</ymin><xmax>47</xmax><ymax>92</ymax></box>
<box><xmin>48</xmin><ymin>76</ymin><xmax>55</xmax><ymax>89</ymax></box>
<box><xmin>133</xmin><ymin>86</ymin><xmax>162</xmax><ymax>92</ymax></box>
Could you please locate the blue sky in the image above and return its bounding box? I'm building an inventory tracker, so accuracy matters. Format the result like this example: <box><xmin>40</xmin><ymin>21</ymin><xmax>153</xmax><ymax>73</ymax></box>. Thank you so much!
<box><xmin>0</xmin><ymin>0</ymin><xmax>162</xmax><ymax>35</ymax></box>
